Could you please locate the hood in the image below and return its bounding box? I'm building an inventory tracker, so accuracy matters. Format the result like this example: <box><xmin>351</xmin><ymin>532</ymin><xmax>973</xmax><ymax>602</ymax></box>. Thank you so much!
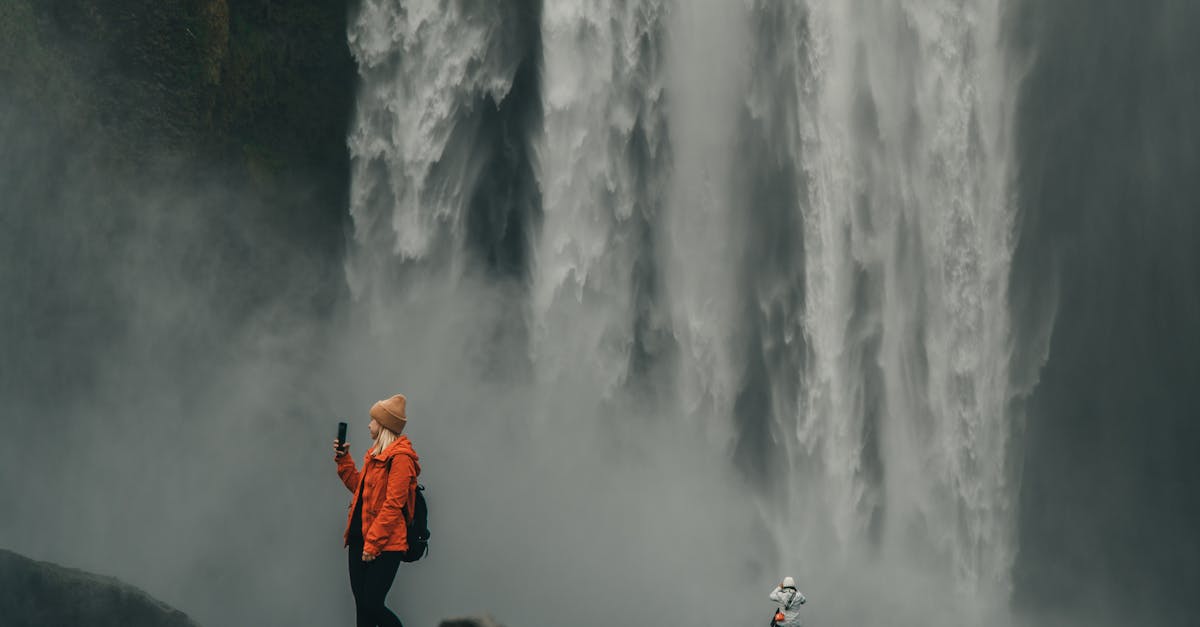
<box><xmin>375</xmin><ymin>435</ymin><xmax>421</xmax><ymax>475</ymax></box>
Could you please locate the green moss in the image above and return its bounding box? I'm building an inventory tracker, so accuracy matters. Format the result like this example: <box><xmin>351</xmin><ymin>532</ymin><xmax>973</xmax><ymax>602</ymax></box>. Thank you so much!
<box><xmin>219</xmin><ymin>0</ymin><xmax>356</xmax><ymax>180</ymax></box>
<box><xmin>0</xmin><ymin>0</ymin><xmax>93</xmax><ymax>131</ymax></box>
<box><xmin>2</xmin><ymin>0</ymin><xmax>354</xmax><ymax>224</ymax></box>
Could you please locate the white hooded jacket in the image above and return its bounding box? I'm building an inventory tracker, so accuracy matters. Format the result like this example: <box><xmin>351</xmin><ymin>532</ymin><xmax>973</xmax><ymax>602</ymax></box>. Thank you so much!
<box><xmin>769</xmin><ymin>585</ymin><xmax>807</xmax><ymax>627</ymax></box>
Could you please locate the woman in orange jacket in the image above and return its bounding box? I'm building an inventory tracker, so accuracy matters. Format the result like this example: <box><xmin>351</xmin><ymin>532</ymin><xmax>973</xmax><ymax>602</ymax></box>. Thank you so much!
<box><xmin>333</xmin><ymin>394</ymin><xmax>421</xmax><ymax>627</ymax></box>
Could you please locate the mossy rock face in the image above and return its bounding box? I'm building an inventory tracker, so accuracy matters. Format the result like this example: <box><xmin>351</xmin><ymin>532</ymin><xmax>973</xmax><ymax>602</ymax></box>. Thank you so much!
<box><xmin>0</xmin><ymin>0</ymin><xmax>355</xmax><ymax>282</ymax></box>
<box><xmin>0</xmin><ymin>0</ymin><xmax>355</xmax><ymax>397</ymax></box>
<box><xmin>0</xmin><ymin>549</ymin><xmax>199</xmax><ymax>627</ymax></box>
<box><xmin>0</xmin><ymin>0</ymin><xmax>229</xmax><ymax>156</ymax></box>
<box><xmin>0</xmin><ymin>0</ymin><xmax>354</xmax><ymax>200</ymax></box>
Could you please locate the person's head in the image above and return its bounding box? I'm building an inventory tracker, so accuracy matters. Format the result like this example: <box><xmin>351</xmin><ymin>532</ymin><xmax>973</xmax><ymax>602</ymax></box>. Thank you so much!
<box><xmin>781</xmin><ymin>576</ymin><xmax>796</xmax><ymax>590</ymax></box>
<box><xmin>368</xmin><ymin>394</ymin><xmax>407</xmax><ymax>454</ymax></box>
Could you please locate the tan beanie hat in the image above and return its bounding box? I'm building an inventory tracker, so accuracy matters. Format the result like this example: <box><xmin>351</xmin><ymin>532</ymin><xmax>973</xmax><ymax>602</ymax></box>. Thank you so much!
<box><xmin>369</xmin><ymin>394</ymin><xmax>407</xmax><ymax>434</ymax></box>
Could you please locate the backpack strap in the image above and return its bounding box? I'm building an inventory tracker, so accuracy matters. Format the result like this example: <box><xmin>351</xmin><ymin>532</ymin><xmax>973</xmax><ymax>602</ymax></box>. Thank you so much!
<box><xmin>382</xmin><ymin>455</ymin><xmax>419</xmax><ymax>524</ymax></box>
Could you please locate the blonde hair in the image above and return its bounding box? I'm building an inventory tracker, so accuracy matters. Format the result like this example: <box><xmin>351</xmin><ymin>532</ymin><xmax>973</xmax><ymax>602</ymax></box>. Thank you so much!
<box><xmin>372</xmin><ymin>424</ymin><xmax>399</xmax><ymax>456</ymax></box>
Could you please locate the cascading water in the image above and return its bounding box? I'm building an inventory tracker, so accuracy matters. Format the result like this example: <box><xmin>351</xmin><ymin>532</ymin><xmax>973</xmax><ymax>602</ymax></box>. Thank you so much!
<box><xmin>532</xmin><ymin>0</ymin><xmax>670</xmax><ymax>397</ymax></box>
<box><xmin>733</xmin><ymin>0</ymin><xmax>1025</xmax><ymax>592</ymax></box>
<box><xmin>3</xmin><ymin>0</ymin><xmax>1195</xmax><ymax>626</ymax></box>
<box><xmin>346</xmin><ymin>0</ymin><xmax>538</xmax><ymax>311</ymax></box>
<box><xmin>347</xmin><ymin>0</ymin><xmax>1038</xmax><ymax>623</ymax></box>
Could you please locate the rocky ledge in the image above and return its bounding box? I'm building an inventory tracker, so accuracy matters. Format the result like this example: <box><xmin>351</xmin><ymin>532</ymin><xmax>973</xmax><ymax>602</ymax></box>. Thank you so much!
<box><xmin>0</xmin><ymin>549</ymin><xmax>198</xmax><ymax>627</ymax></box>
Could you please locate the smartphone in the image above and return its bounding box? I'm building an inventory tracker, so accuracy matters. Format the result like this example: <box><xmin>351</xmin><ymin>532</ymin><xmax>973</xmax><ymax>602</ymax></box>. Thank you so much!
<box><xmin>337</xmin><ymin>421</ymin><xmax>348</xmax><ymax>447</ymax></box>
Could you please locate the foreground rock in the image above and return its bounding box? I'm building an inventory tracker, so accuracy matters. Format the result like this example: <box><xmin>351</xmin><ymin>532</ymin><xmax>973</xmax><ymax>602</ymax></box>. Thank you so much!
<box><xmin>0</xmin><ymin>549</ymin><xmax>198</xmax><ymax>627</ymax></box>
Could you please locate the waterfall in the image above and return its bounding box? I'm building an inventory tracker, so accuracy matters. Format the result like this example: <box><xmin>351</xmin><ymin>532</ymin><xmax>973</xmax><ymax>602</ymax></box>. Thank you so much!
<box><xmin>731</xmin><ymin>0</ymin><xmax>1024</xmax><ymax>591</ymax></box>
<box><xmin>346</xmin><ymin>0</ymin><xmax>539</xmax><ymax>312</ymax></box>
<box><xmin>532</xmin><ymin>0</ymin><xmax>670</xmax><ymax>397</ymax></box>
<box><xmin>347</xmin><ymin>0</ymin><xmax>1032</xmax><ymax>620</ymax></box>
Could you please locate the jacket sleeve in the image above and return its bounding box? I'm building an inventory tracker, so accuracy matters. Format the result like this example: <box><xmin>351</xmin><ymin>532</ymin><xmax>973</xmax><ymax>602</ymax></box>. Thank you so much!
<box><xmin>769</xmin><ymin>587</ymin><xmax>805</xmax><ymax>608</ymax></box>
<box><xmin>336</xmin><ymin>453</ymin><xmax>361</xmax><ymax>493</ymax></box>
<box><xmin>363</xmin><ymin>456</ymin><xmax>414</xmax><ymax>556</ymax></box>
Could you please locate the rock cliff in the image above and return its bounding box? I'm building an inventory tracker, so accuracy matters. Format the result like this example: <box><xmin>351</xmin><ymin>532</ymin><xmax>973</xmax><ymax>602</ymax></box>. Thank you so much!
<box><xmin>0</xmin><ymin>549</ymin><xmax>199</xmax><ymax>627</ymax></box>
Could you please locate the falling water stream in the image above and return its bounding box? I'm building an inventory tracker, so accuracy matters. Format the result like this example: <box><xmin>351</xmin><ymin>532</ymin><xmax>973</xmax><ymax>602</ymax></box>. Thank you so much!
<box><xmin>347</xmin><ymin>1</ymin><xmax>1038</xmax><ymax>624</ymax></box>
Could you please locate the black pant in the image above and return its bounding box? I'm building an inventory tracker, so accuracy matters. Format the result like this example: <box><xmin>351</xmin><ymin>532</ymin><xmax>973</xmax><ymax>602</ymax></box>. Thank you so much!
<box><xmin>347</xmin><ymin>544</ymin><xmax>404</xmax><ymax>627</ymax></box>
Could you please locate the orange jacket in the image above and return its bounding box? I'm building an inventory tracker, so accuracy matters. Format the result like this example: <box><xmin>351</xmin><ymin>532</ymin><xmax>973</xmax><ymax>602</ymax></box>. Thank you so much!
<box><xmin>336</xmin><ymin>435</ymin><xmax>421</xmax><ymax>556</ymax></box>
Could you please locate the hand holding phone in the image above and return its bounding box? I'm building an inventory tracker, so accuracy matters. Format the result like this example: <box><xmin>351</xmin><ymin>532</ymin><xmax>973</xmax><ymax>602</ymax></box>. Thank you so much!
<box><xmin>334</xmin><ymin>421</ymin><xmax>349</xmax><ymax>457</ymax></box>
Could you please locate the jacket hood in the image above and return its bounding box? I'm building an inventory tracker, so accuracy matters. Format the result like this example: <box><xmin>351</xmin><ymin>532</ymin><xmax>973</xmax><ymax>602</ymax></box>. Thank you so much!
<box><xmin>374</xmin><ymin>435</ymin><xmax>420</xmax><ymax>474</ymax></box>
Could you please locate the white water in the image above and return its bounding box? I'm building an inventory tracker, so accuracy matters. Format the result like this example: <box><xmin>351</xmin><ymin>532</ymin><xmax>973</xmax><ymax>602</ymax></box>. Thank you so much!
<box><xmin>346</xmin><ymin>0</ymin><xmax>1028</xmax><ymax>624</ymax></box>
<box><xmin>664</xmin><ymin>0</ymin><xmax>753</xmax><ymax>442</ymax></box>
<box><xmin>346</xmin><ymin>0</ymin><xmax>527</xmax><ymax>309</ymax></box>
<box><xmin>532</xmin><ymin>0</ymin><xmax>669</xmax><ymax>397</ymax></box>
<box><xmin>785</xmin><ymin>0</ymin><xmax>1022</xmax><ymax>590</ymax></box>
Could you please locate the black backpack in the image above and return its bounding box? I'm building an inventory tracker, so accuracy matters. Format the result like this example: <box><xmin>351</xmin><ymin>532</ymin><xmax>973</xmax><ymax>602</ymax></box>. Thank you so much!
<box><xmin>401</xmin><ymin>484</ymin><xmax>430</xmax><ymax>562</ymax></box>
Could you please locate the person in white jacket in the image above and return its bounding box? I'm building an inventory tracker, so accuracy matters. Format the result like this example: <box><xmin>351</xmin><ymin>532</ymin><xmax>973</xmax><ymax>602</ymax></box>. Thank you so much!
<box><xmin>769</xmin><ymin>576</ymin><xmax>807</xmax><ymax>627</ymax></box>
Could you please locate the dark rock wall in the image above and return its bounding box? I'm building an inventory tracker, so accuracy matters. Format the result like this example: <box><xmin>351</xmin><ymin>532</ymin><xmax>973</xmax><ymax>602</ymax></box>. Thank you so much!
<box><xmin>1008</xmin><ymin>1</ymin><xmax>1200</xmax><ymax>626</ymax></box>
<box><xmin>0</xmin><ymin>0</ymin><xmax>356</xmax><ymax>402</ymax></box>
<box><xmin>1</xmin><ymin>0</ymin><xmax>354</xmax><ymax>181</ymax></box>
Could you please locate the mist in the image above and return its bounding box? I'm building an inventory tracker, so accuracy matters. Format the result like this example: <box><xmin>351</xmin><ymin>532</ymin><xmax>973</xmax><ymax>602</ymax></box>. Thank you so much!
<box><xmin>3</xmin><ymin>1</ymin><xmax>1200</xmax><ymax>627</ymax></box>
<box><xmin>0</xmin><ymin>104</ymin><xmax>762</xmax><ymax>627</ymax></box>
<box><xmin>0</xmin><ymin>44</ymin><xmax>767</xmax><ymax>627</ymax></box>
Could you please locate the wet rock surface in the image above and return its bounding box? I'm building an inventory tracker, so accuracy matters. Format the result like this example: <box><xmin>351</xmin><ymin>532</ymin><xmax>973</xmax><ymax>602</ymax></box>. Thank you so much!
<box><xmin>0</xmin><ymin>549</ymin><xmax>199</xmax><ymax>627</ymax></box>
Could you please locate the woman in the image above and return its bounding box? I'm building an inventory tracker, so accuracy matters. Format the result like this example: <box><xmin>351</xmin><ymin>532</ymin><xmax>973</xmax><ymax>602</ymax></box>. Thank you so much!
<box><xmin>333</xmin><ymin>394</ymin><xmax>421</xmax><ymax>627</ymax></box>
